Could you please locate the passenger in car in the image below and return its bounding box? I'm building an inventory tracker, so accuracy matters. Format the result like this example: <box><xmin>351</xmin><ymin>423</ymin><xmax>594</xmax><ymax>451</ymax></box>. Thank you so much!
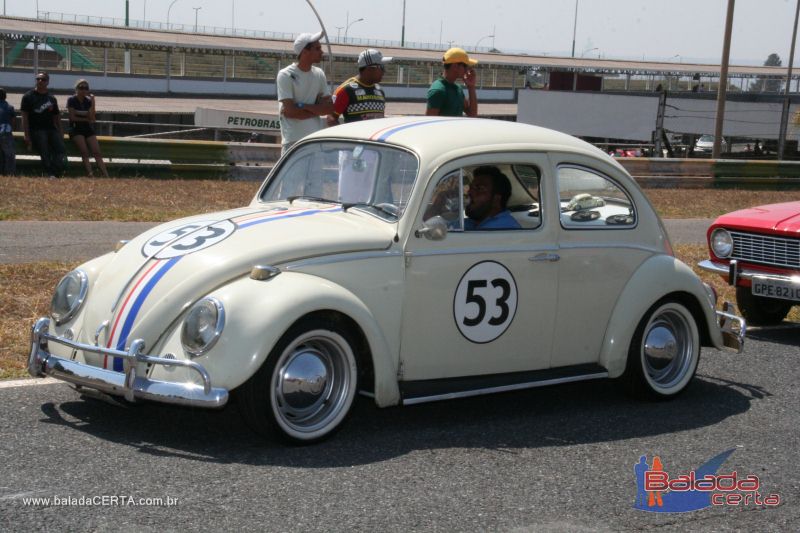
<box><xmin>464</xmin><ymin>166</ymin><xmax>522</xmax><ymax>230</ymax></box>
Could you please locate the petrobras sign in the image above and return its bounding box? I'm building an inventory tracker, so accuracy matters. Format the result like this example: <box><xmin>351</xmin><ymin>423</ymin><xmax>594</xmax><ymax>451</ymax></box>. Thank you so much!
<box><xmin>194</xmin><ymin>108</ymin><xmax>281</xmax><ymax>131</ymax></box>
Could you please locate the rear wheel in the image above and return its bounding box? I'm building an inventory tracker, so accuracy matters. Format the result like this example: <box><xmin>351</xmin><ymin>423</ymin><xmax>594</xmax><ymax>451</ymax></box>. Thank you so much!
<box><xmin>736</xmin><ymin>286</ymin><xmax>791</xmax><ymax>326</ymax></box>
<box><xmin>238</xmin><ymin>317</ymin><xmax>359</xmax><ymax>444</ymax></box>
<box><xmin>622</xmin><ymin>299</ymin><xmax>700</xmax><ymax>400</ymax></box>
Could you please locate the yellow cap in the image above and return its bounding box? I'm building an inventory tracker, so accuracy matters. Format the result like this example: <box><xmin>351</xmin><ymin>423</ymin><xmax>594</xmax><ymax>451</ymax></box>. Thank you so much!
<box><xmin>443</xmin><ymin>47</ymin><xmax>478</xmax><ymax>66</ymax></box>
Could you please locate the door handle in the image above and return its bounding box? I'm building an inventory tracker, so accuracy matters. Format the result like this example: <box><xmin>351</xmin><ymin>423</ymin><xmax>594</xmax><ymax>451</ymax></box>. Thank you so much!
<box><xmin>529</xmin><ymin>252</ymin><xmax>560</xmax><ymax>263</ymax></box>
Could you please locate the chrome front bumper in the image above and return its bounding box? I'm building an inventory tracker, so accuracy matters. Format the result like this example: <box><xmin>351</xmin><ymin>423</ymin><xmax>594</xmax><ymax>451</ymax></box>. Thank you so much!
<box><xmin>28</xmin><ymin>317</ymin><xmax>228</xmax><ymax>408</ymax></box>
<box><xmin>699</xmin><ymin>259</ymin><xmax>800</xmax><ymax>287</ymax></box>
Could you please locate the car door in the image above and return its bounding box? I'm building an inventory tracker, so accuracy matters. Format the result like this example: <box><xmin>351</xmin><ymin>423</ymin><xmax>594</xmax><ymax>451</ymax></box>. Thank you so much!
<box><xmin>399</xmin><ymin>153</ymin><xmax>559</xmax><ymax>382</ymax></box>
<box><xmin>551</xmin><ymin>160</ymin><xmax>652</xmax><ymax>367</ymax></box>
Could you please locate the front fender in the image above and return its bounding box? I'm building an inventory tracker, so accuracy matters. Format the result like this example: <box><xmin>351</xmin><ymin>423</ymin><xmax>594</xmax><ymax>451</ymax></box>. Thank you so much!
<box><xmin>150</xmin><ymin>271</ymin><xmax>400</xmax><ymax>407</ymax></box>
<box><xmin>599</xmin><ymin>254</ymin><xmax>720</xmax><ymax>377</ymax></box>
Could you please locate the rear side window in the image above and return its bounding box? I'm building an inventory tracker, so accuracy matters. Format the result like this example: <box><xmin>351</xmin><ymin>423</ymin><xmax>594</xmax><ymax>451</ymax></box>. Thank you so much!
<box><xmin>558</xmin><ymin>166</ymin><xmax>636</xmax><ymax>228</ymax></box>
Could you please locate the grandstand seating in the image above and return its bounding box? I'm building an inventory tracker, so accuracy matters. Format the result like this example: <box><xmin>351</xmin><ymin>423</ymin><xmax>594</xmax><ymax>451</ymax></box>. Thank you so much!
<box><xmin>1</xmin><ymin>35</ymin><xmax>525</xmax><ymax>87</ymax></box>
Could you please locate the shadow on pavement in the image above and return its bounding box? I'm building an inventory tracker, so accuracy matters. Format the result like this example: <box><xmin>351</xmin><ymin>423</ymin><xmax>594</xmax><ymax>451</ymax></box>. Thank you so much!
<box><xmin>746</xmin><ymin>322</ymin><xmax>800</xmax><ymax>347</ymax></box>
<box><xmin>38</xmin><ymin>374</ymin><xmax>762</xmax><ymax>468</ymax></box>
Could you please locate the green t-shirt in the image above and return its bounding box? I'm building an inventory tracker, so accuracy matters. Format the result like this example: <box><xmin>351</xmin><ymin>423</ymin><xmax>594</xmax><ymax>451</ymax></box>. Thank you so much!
<box><xmin>426</xmin><ymin>77</ymin><xmax>465</xmax><ymax>116</ymax></box>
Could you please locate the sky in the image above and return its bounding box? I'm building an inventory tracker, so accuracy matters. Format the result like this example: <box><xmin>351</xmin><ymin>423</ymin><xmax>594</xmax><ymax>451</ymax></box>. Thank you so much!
<box><xmin>5</xmin><ymin>0</ymin><xmax>800</xmax><ymax>66</ymax></box>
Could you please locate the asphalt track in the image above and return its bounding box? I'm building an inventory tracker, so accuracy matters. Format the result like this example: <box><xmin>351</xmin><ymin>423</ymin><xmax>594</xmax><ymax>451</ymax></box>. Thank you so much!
<box><xmin>0</xmin><ymin>326</ymin><xmax>798</xmax><ymax>531</ymax></box>
<box><xmin>0</xmin><ymin>219</ymin><xmax>713</xmax><ymax>264</ymax></box>
<box><xmin>1</xmin><ymin>218</ymin><xmax>798</xmax><ymax>530</ymax></box>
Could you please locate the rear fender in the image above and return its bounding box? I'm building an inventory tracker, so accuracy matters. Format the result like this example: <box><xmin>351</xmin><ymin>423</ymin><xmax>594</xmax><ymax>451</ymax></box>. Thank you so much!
<box><xmin>599</xmin><ymin>254</ymin><xmax>721</xmax><ymax>377</ymax></box>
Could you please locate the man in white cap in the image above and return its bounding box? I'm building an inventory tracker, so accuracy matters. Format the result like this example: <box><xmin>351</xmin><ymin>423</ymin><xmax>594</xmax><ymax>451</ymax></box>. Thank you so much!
<box><xmin>327</xmin><ymin>49</ymin><xmax>392</xmax><ymax>125</ymax></box>
<box><xmin>426</xmin><ymin>47</ymin><xmax>478</xmax><ymax>117</ymax></box>
<box><xmin>276</xmin><ymin>31</ymin><xmax>334</xmax><ymax>153</ymax></box>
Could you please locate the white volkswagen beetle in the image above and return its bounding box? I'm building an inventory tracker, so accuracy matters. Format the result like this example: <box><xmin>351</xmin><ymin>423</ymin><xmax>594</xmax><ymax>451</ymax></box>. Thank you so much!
<box><xmin>29</xmin><ymin>117</ymin><xmax>745</xmax><ymax>443</ymax></box>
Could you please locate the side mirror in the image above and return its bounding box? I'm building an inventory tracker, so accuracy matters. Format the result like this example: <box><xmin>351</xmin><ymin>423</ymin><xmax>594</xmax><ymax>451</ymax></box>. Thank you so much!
<box><xmin>415</xmin><ymin>216</ymin><xmax>448</xmax><ymax>240</ymax></box>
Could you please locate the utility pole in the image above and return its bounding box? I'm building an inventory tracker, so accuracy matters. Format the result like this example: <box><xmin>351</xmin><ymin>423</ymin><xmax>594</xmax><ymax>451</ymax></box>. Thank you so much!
<box><xmin>713</xmin><ymin>0</ymin><xmax>735</xmax><ymax>159</ymax></box>
<box><xmin>571</xmin><ymin>0</ymin><xmax>579</xmax><ymax>57</ymax></box>
<box><xmin>193</xmin><ymin>7</ymin><xmax>201</xmax><ymax>32</ymax></box>
<box><xmin>124</xmin><ymin>1</ymin><xmax>131</xmax><ymax>73</ymax></box>
<box><xmin>401</xmin><ymin>0</ymin><xmax>406</xmax><ymax>47</ymax></box>
<box><xmin>654</xmin><ymin>90</ymin><xmax>667</xmax><ymax>158</ymax></box>
<box><xmin>778</xmin><ymin>0</ymin><xmax>800</xmax><ymax>159</ymax></box>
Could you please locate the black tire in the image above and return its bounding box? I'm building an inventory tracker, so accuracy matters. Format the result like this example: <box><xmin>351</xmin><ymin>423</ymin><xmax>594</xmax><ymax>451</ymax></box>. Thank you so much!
<box><xmin>622</xmin><ymin>299</ymin><xmax>700</xmax><ymax>400</ymax></box>
<box><xmin>736</xmin><ymin>286</ymin><xmax>791</xmax><ymax>326</ymax></box>
<box><xmin>237</xmin><ymin>317</ymin><xmax>359</xmax><ymax>444</ymax></box>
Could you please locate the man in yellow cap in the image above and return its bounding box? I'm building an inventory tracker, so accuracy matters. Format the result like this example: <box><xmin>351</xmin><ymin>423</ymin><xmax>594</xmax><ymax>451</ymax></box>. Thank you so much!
<box><xmin>426</xmin><ymin>47</ymin><xmax>478</xmax><ymax>117</ymax></box>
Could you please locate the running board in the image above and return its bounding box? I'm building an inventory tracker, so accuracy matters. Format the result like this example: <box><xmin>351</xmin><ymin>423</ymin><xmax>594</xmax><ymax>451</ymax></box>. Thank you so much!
<box><xmin>400</xmin><ymin>364</ymin><xmax>608</xmax><ymax>406</ymax></box>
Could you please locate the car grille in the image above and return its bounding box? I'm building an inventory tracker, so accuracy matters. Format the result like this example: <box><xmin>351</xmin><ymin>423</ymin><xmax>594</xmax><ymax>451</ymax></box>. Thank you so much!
<box><xmin>730</xmin><ymin>231</ymin><xmax>800</xmax><ymax>269</ymax></box>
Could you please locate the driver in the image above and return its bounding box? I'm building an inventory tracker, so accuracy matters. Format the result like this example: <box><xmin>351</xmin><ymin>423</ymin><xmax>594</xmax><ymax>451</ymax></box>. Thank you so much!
<box><xmin>464</xmin><ymin>166</ymin><xmax>521</xmax><ymax>230</ymax></box>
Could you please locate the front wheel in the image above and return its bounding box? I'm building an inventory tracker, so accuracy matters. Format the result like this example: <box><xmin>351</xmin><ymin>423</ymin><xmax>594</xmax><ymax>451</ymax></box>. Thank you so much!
<box><xmin>622</xmin><ymin>300</ymin><xmax>700</xmax><ymax>400</ymax></box>
<box><xmin>736</xmin><ymin>286</ymin><xmax>791</xmax><ymax>326</ymax></box>
<box><xmin>238</xmin><ymin>317</ymin><xmax>359</xmax><ymax>444</ymax></box>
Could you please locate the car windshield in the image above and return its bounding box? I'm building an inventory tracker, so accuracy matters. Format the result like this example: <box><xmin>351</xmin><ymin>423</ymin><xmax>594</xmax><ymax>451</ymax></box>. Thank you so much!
<box><xmin>698</xmin><ymin>135</ymin><xmax>714</xmax><ymax>142</ymax></box>
<box><xmin>260</xmin><ymin>141</ymin><xmax>419</xmax><ymax>220</ymax></box>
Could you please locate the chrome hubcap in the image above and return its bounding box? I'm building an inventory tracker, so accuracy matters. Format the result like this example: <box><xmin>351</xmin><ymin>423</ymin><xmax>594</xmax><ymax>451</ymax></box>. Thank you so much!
<box><xmin>280</xmin><ymin>351</ymin><xmax>330</xmax><ymax>413</ymax></box>
<box><xmin>643</xmin><ymin>309</ymin><xmax>694</xmax><ymax>388</ymax></box>
<box><xmin>272</xmin><ymin>331</ymin><xmax>354</xmax><ymax>435</ymax></box>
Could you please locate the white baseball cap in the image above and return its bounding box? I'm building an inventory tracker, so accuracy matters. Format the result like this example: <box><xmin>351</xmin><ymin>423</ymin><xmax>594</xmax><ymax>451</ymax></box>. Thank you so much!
<box><xmin>358</xmin><ymin>49</ymin><xmax>393</xmax><ymax>69</ymax></box>
<box><xmin>293</xmin><ymin>31</ymin><xmax>324</xmax><ymax>55</ymax></box>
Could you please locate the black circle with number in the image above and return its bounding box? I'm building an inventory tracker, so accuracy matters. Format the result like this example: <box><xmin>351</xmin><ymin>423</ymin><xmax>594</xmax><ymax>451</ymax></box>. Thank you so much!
<box><xmin>453</xmin><ymin>260</ymin><xmax>518</xmax><ymax>344</ymax></box>
<box><xmin>142</xmin><ymin>220</ymin><xmax>236</xmax><ymax>259</ymax></box>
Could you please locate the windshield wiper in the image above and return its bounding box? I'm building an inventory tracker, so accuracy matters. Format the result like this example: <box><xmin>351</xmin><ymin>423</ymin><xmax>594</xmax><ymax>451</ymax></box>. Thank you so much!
<box><xmin>287</xmin><ymin>195</ymin><xmax>341</xmax><ymax>205</ymax></box>
<box><xmin>342</xmin><ymin>202</ymin><xmax>399</xmax><ymax>218</ymax></box>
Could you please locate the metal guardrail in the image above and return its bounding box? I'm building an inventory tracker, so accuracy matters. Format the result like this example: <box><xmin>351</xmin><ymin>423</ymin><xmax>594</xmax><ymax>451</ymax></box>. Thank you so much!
<box><xmin>617</xmin><ymin>158</ymin><xmax>800</xmax><ymax>188</ymax></box>
<box><xmin>12</xmin><ymin>132</ymin><xmax>800</xmax><ymax>185</ymax></box>
<box><xmin>12</xmin><ymin>132</ymin><xmax>278</xmax><ymax>180</ymax></box>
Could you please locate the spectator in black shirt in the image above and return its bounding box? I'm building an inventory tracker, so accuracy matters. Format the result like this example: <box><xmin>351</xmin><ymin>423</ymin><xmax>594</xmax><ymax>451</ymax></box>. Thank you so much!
<box><xmin>0</xmin><ymin>88</ymin><xmax>16</xmax><ymax>175</ymax></box>
<box><xmin>67</xmin><ymin>79</ymin><xmax>109</xmax><ymax>177</ymax></box>
<box><xmin>21</xmin><ymin>72</ymin><xmax>65</xmax><ymax>177</ymax></box>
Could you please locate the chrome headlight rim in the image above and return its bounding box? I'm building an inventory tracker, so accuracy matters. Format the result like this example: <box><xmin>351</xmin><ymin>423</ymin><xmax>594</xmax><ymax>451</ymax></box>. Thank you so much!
<box><xmin>181</xmin><ymin>297</ymin><xmax>225</xmax><ymax>358</ymax></box>
<box><xmin>710</xmin><ymin>228</ymin><xmax>733</xmax><ymax>258</ymax></box>
<box><xmin>50</xmin><ymin>269</ymin><xmax>89</xmax><ymax>326</ymax></box>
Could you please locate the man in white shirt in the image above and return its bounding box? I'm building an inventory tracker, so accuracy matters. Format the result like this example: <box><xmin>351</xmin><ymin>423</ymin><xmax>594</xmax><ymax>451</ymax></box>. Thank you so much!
<box><xmin>276</xmin><ymin>31</ymin><xmax>334</xmax><ymax>153</ymax></box>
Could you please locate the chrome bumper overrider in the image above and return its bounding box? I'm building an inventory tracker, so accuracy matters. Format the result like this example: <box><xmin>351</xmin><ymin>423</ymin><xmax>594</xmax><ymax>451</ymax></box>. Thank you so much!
<box><xmin>28</xmin><ymin>317</ymin><xmax>228</xmax><ymax>408</ymax></box>
<box><xmin>716</xmin><ymin>301</ymin><xmax>746</xmax><ymax>353</ymax></box>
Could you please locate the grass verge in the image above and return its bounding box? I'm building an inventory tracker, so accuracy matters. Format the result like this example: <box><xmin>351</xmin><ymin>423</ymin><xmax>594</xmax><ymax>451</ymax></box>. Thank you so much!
<box><xmin>0</xmin><ymin>261</ymin><xmax>78</xmax><ymax>380</ymax></box>
<box><xmin>0</xmin><ymin>177</ymin><xmax>256</xmax><ymax>222</ymax></box>
<box><xmin>2</xmin><ymin>248</ymin><xmax>796</xmax><ymax>380</ymax></box>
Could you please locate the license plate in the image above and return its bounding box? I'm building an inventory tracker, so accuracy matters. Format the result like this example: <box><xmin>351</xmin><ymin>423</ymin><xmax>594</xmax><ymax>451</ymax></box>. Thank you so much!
<box><xmin>751</xmin><ymin>277</ymin><xmax>800</xmax><ymax>302</ymax></box>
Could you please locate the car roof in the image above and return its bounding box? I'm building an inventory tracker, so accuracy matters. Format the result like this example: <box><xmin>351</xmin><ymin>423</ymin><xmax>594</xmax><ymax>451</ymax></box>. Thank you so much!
<box><xmin>304</xmin><ymin>116</ymin><xmax>615</xmax><ymax>164</ymax></box>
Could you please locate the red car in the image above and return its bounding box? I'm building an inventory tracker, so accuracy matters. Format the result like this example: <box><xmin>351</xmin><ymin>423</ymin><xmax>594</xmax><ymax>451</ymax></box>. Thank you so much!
<box><xmin>699</xmin><ymin>201</ymin><xmax>800</xmax><ymax>325</ymax></box>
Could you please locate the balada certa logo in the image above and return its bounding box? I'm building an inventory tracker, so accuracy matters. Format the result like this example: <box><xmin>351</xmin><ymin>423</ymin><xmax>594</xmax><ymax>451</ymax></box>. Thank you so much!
<box><xmin>634</xmin><ymin>449</ymin><xmax>780</xmax><ymax>512</ymax></box>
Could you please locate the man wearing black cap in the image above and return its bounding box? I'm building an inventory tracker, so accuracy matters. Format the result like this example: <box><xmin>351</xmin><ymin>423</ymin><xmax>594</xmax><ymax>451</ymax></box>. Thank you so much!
<box><xmin>21</xmin><ymin>72</ymin><xmax>65</xmax><ymax>177</ymax></box>
<box><xmin>276</xmin><ymin>31</ymin><xmax>334</xmax><ymax>153</ymax></box>
<box><xmin>426</xmin><ymin>47</ymin><xmax>479</xmax><ymax>117</ymax></box>
<box><xmin>328</xmin><ymin>49</ymin><xmax>392</xmax><ymax>125</ymax></box>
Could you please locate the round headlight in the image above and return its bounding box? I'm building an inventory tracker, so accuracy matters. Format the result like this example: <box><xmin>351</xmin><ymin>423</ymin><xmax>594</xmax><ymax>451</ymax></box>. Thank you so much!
<box><xmin>710</xmin><ymin>228</ymin><xmax>733</xmax><ymax>258</ymax></box>
<box><xmin>50</xmin><ymin>270</ymin><xmax>88</xmax><ymax>326</ymax></box>
<box><xmin>181</xmin><ymin>297</ymin><xmax>225</xmax><ymax>357</ymax></box>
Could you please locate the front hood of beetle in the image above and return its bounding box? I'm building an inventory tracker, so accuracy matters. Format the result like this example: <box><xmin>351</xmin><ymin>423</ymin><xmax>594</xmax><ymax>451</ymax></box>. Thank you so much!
<box><xmin>81</xmin><ymin>204</ymin><xmax>394</xmax><ymax>362</ymax></box>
